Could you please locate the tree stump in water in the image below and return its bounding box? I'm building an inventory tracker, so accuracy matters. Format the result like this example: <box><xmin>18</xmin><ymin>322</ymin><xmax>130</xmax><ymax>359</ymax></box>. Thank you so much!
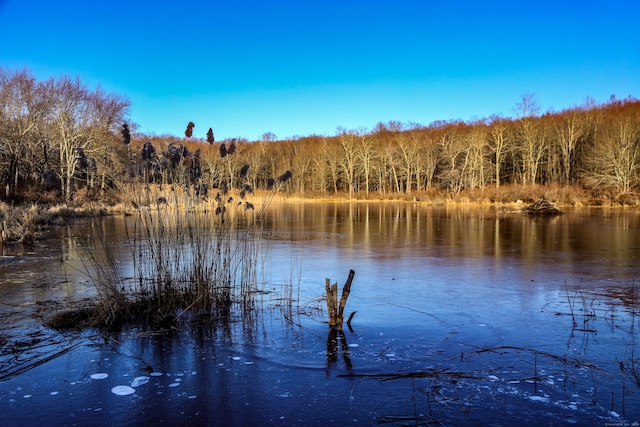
<box><xmin>326</xmin><ymin>269</ymin><xmax>355</xmax><ymax>331</ymax></box>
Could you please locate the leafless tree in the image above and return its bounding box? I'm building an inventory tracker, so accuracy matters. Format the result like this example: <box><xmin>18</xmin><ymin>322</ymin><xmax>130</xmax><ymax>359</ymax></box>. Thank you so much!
<box><xmin>487</xmin><ymin>115</ymin><xmax>513</xmax><ymax>188</ymax></box>
<box><xmin>581</xmin><ymin>103</ymin><xmax>640</xmax><ymax>192</ymax></box>
<box><xmin>514</xmin><ymin>93</ymin><xmax>546</xmax><ymax>185</ymax></box>
<box><xmin>337</xmin><ymin>128</ymin><xmax>360</xmax><ymax>198</ymax></box>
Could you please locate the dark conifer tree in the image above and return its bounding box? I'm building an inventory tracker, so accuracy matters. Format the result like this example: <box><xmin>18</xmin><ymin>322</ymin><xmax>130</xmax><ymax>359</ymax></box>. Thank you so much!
<box><xmin>185</xmin><ymin>121</ymin><xmax>195</xmax><ymax>138</ymax></box>
<box><xmin>121</xmin><ymin>123</ymin><xmax>131</xmax><ymax>145</ymax></box>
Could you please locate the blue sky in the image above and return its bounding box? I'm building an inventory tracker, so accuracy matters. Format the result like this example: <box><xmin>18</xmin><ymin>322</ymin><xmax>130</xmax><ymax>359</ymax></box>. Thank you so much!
<box><xmin>1</xmin><ymin>0</ymin><xmax>639</xmax><ymax>141</ymax></box>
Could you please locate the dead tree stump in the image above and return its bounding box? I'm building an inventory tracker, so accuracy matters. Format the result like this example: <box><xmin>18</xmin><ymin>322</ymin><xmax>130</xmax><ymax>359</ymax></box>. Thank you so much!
<box><xmin>326</xmin><ymin>269</ymin><xmax>355</xmax><ymax>331</ymax></box>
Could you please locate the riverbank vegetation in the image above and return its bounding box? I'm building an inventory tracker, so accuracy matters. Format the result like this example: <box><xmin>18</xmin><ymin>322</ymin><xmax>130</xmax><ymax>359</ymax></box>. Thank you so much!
<box><xmin>2</xmin><ymin>67</ymin><xmax>640</xmax><ymax>244</ymax></box>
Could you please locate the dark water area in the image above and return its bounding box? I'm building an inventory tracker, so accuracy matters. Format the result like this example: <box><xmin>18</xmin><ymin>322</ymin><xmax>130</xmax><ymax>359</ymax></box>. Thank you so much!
<box><xmin>1</xmin><ymin>203</ymin><xmax>639</xmax><ymax>426</ymax></box>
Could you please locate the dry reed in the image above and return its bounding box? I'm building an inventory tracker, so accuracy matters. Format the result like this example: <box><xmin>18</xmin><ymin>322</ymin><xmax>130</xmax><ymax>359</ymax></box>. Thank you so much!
<box><xmin>78</xmin><ymin>169</ymin><xmax>292</xmax><ymax>329</ymax></box>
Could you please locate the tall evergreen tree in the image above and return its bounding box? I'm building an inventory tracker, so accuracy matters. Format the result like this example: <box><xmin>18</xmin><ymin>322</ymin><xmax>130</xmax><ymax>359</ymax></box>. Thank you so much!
<box><xmin>121</xmin><ymin>123</ymin><xmax>131</xmax><ymax>145</ymax></box>
<box><xmin>185</xmin><ymin>121</ymin><xmax>195</xmax><ymax>138</ymax></box>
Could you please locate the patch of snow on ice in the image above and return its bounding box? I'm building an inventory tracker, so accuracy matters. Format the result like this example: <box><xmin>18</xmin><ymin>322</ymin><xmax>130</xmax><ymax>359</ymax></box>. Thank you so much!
<box><xmin>130</xmin><ymin>376</ymin><xmax>150</xmax><ymax>388</ymax></box>
<box><xmin>529</xmin><ymin>395</ymin><xmax>549</xmax><ymax>403</ymax></box>
<box><xmin>111</xmin><ymin>385</ymin><xmax>135</xmax><ymax>396</ymax></box>
<box><xmin>90</xmin><ymin>373</ymin><xmax>109</xmax><ymax>380</ymax></box>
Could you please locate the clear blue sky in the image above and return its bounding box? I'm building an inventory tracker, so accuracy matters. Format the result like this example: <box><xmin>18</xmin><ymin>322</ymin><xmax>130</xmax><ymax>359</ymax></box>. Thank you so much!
<box><xmin>1</xmin><ymin>0</ymin><xmax>639</xmax><ymax>141</ymax></box>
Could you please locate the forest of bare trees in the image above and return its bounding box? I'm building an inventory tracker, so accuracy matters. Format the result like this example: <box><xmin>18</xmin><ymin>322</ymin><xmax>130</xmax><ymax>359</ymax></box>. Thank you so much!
<box><xmin>2</xmin><ymin>68</ymin><xmax>639</xmax><ymax>206</ymax></box>
<box><xmin>0</xmin><ymin>68</ymin><xmax>130</xmax><ymax>202</ymax></box>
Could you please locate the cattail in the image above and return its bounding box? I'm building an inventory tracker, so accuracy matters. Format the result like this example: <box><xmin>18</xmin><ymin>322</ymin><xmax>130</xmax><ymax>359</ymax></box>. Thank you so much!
<box><xmin>244</xmin><ymin>202</ymin><xmax>254</xmax><ymax>211</ymax></box>
<box><xmin>244</xmin><ymin>184</ymin><xmax>254</xmax><ymax>194</ymax></box>
<box><xmin>277</xmin><ymin>170</ymin><xmax>292</xmax><ymax>183</ymax></box>
<box><xmin>220</xmin><ymin>183</ymin><xmax>228</xmax><ymax>195</ymax></box>
<box><xmin>219</xmin><ymin>143</ymin><xmax>227</xmax><ymax>158</ymax></box>
<box><xmin>266</xmin><ymin>178</ymin><xmax>275</xmax><ymax>190</ymax></box>
<box><xmin>141</xmin><ymin>141</ymin><xmax>156</xmax><ymax>160</ymax></box>
<box><xmin>228</xmin><ymin>139</ymin><xmax>237</xmax><ymax>155</ymax></box>
<box><xmin>240</xmin><ymin>163</ymin><xmax>250</xmax><ymax>178</ymax></box>
<box><xmin>239</xmin><ymin>189</ymin><xmax>246</xmax><ymax>199</ymax></box>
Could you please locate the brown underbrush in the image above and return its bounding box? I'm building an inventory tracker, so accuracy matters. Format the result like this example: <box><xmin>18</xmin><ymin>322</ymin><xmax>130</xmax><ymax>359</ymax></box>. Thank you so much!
<box><xmin>287</xmin><ymin>184</ymin><xmax>640</xmax><ymax>207</ymax></box>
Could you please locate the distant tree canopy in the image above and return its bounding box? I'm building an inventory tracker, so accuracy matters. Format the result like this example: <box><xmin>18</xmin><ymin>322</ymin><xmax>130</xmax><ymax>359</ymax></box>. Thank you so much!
<box><xmin>1</xmin><ymin>67</ymin><xmax>639</xmax><ymax>204</ymax></box>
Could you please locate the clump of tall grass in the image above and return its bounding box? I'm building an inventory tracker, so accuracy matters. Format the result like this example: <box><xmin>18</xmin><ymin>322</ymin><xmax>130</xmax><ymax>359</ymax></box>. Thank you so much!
<box><xmin>82</xmin><ymin>166</ymin><xmax>293</xmax><ymax>329</ymax></box>
<box><xmin>0</xmin><ymin>202</ymin><xmax>52</xmax><ymax>245</ymax></box>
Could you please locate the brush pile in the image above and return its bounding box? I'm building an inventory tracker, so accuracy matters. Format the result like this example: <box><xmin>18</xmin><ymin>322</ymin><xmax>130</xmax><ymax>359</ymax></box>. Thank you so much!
<box><xmin>522</xmin><ymin>199</ymin><xmax>562</xmax><ymax>215</ymax></box>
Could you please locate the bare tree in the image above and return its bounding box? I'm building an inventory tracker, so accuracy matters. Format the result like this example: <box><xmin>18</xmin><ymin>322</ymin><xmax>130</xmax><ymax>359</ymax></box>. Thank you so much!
<box><xmin>437</xmin><ymin>124</ymin><xmax>467</xmax><ymax>194</ymax></box>
<box><xmin>411</xmin><ymin>129</ymin><xmax>438</xmax><ymax>190</ymax></box>
<box><xmin>0</xmin><ymin>68</ymin><xmax>49</xmax><ymax>197</ymax></box>
<box><xmin>552</xmin><ymin>108</ymin><xmax>585</xmax><ymax>184</ymax></box>
<box><xmin>337</xmin><ymin>128</ymin><xmax>360</xmax><ymax>198</ymax></box>
<box><xmin>464</xmin><ymin>120</ymin><xmax>490</xmax><ymax>190</ymax></box>
<box><xmin>581</xmin><ymin>103</ymin><xmax>640</xmax><ymax>192</ymax></box>
<box><xmin>47</xmin><ymin>76</ymin><xmax>129</xmax><ymax>199</ymax></box>
<box><xmin>487</xmin><ymin>115</ymin><xmax>512</xmax><ymax>188</ymax></box>
<box><xmin>514</xmin><ymin>93</ymin><xmax>546</xmax><ymax>185</ymax></box>
<box><xmin>356</xmin><ymin>132</ymin><xmax>376</xmax><ymax>195</ymax></box>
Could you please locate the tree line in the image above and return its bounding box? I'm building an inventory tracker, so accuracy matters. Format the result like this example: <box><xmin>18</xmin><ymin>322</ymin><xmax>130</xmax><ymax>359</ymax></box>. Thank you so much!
<box><xmin>1</xmin><ymin>67</ymin><xmax>639</xmax><ymax>204</ymax></box>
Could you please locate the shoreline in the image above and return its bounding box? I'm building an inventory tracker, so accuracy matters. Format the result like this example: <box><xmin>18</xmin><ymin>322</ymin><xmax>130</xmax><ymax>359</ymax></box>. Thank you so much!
<box><xmin>1</xmin><ymin>185</ymin><xmax>638</xmax><ymax>245</ymax></box>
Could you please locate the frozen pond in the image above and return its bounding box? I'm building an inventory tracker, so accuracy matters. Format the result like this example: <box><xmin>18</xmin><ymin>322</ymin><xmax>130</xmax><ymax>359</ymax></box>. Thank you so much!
<box><xmin>1</xmin><ymin>202</ymin><xmax>639</xmax><ymax>425</ymax></box>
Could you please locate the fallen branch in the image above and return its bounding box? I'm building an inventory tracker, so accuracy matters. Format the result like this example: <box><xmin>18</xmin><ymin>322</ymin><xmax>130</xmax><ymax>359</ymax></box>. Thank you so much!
<box><xmin>462</xmin><ymin>345</ymin><xmax>603</xmax><ymax>371</ymax></box>
<box><xmin>338</xmin><ymin>368</ymin><xmax>481</xmax><ymax>381</ymax></box>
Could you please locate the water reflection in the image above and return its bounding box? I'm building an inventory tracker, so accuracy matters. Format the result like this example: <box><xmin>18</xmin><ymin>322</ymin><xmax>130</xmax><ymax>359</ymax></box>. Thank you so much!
<box><xmin>326</xmin><ymin>329</ymin><xmax>352</xmax><ymax>370</ymax></box>
<box><xmin>261</xmin><ymin>202</ymin><xmax>640</xmax><ymax>285</ymax></box>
